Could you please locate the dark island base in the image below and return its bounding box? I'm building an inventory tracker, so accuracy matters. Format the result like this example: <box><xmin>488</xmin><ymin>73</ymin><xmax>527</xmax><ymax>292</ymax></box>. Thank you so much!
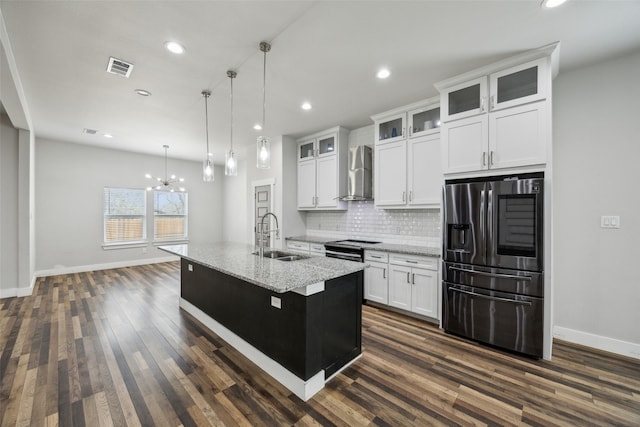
<box><xmin>179</xmin><ymin>259</ymin><xmax>363</xmax><ymax>400</ymax></box>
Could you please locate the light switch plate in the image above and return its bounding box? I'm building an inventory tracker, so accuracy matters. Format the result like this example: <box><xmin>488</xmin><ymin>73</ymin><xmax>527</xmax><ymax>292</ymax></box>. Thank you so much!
<box><xmin>600</xmin><ymin>215</ymin><xmax>620</xmax><ymax>229</ymax></box>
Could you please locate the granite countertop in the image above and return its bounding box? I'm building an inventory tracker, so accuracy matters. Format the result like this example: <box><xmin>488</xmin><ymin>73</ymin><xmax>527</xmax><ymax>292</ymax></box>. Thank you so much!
<box><xmin>285</xmin><ymin>235</ymin><xmax>441</xmax><ymax>258</ymax></box>
<box><xmin>159</xmin><ymin>242</ymin><xmax>365</xmax><ymax>294</ymax></box>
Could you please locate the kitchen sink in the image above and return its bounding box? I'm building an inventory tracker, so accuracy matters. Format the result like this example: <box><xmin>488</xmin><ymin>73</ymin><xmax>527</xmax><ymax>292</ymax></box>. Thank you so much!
<box><xmin>253</xmin><ymin>250</ymin><xmax>310</xmax><ymax>261</ymax></box>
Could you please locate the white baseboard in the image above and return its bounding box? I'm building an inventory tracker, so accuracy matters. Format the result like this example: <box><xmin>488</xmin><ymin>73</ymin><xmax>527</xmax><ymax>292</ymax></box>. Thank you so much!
<box><xmin>34</xmin><ymin>256</ymin><xmax>179</xmax><ymax>278</ymax></box>
<box><xmin>1</xmin><ymin>256</ymin><xmax>179</xmax><ymax>299</ymax></box>
<box><xmin>553</xmin><ymin>326</ymin><xmax>640</xmax><ymax>360</ymax></box>
<box><xmin>180</xmin><ymin>298</ymin><xmax>326</xmax><ymax>401</ymax></box>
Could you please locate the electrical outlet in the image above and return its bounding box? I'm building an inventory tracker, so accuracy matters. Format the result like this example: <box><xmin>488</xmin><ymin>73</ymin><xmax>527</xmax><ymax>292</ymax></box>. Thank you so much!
<box><xmin>600</xmin><ymin>215</ymin><xmax>621</xmax><ymax>229</ymax></box>
<box><xmin>270</xmin><ymin>296</ymin><xmax>281</xmax><ymax>309</ymax></box>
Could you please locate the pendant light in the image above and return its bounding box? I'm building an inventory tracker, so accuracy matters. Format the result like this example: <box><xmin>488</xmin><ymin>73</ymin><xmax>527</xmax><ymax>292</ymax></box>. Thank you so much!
<box><xmin>201</xmin><ymin>90</ymin><xmax>214</xmax><ymax>182</ymax></box>
<box><xmin>145</xmin><ymin>145</ymin><xmax>185</xmax><ymax>192</ymax></box>
<box><xmin>225</xmin><ymin>70</ymin><xmax>238</xmax><ymax>176</ymax></box>
<box><xmin>256</xmin><ymin>41</ymin><xmax>271</xmax><ymax>169</ymax></box>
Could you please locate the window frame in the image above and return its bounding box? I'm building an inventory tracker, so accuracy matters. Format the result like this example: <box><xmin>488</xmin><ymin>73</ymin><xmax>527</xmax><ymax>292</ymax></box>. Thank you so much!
<box><xmin>102</xmin><ymin>187</ymin><xmax>148</xmax><ymax>249</ymax></box>
<box><xmin>152</xmin><ymin>190</ymin><xmax>189</xmax><ymax>243</ymax></box>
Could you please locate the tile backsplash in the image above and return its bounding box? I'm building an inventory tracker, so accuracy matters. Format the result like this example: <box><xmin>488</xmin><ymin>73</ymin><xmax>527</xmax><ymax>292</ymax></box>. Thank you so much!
<box><xmin>304</xmin><ymin>200</ymin><xmax>441</xmax><ymax>247</ymax></box>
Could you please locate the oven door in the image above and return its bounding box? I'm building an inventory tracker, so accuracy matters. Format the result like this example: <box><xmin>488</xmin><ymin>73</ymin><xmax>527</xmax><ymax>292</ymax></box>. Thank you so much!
<box><xmin>443</xmin><ymin>282</ymin><xmax>543</xmax><ymax>358</ymax></box>
<box><xmin>487</xmin><ymin>177</ymin><xmax>543</xmax><ymax>272</ymax></box>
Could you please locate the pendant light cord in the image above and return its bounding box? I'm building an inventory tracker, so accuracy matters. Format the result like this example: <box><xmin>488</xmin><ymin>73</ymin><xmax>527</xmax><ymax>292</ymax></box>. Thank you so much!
<box><xmin>262</xmin><ymin>48</ymin><xmax>267</xmax><ymax>129</ymax></box>
<box><xmin>204</xmin><ymin>94</ymin><xmax>210</xmax><ymax>154</ymax></box>
<box><xmin>228</xmin><ymin>71</ymin><xmax>236</xmax><ymax>152</ymax></box>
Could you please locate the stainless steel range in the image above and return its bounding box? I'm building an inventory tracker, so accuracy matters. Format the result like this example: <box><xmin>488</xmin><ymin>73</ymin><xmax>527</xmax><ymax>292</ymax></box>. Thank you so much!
<box><xmin>442</xmin><ymin>173</ymin><xmax>544</xmax><ymax>358</ymax></box>
<box><xmin>324</xmin><ymin>239</ymin><xmax>381</xmax><ymax>262</ymax></box>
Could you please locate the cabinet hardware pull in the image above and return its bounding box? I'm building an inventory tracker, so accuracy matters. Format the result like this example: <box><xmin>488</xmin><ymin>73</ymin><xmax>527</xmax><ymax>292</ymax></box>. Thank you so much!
<box><xmin>402</xmin><ymin>127</ymin><xmax>405</xmax><ymax>137</ymax></box>
<box><xmin>383</xmin><ymin>268</ymin><xmax>386</xmax><ymax>279</ymax></box>
<box><xmin>371</xmin><ymin>255</ymin><xmax>381</xmax><ymax>259</ymax></box>
<box><xmin>481</xmin><ymin>96</ymin><xmax>486</xmax><ymax>112</ymax></box>
<box><xmin>409</xmin><ymin>191</ymin><xmax>413</xmax><ymax>202</ymax></box>
<box><xmin>409</xmin><ymin>126</ymin><xmax>412</xmax><ymax>137</ymax></box>
<box><xmin>490</xmin><ymin>95</ymin><xmax>495</xmax><ymax>110</ymax></box>
<box><xmin>402</xmin><ymin>192</ymin><xmax>406</xmax><ymax>202</ymax></box>
<box><xmin>412</xmin><ymin>273</ymin><xmax>415</xmax><ymax>284</ymax></box>
<box><xmin>406</xmin><ymin>272</ymin><xmax>410</xmax><ymax>283</ymax></box>
<box><xmin>482</xmin><ymin>152</ymin><xmax>487</xmax><ymax>166</ymax></box>
<box><xmin>406</xmin><ymin>260</ymin><xmax>418</xmax><ymax>264</ymax></box>
<box><xmin>490</xmin><ymin>151</ymin><xmax>495</xmax><ymax>166</ymax></box>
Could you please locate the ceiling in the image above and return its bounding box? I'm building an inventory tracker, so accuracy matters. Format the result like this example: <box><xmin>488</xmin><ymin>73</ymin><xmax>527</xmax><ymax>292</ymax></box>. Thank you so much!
<box><xmin>1</xmin><ymin>1</ymin><xmax>640</xmax><ymax>164</ymax></box>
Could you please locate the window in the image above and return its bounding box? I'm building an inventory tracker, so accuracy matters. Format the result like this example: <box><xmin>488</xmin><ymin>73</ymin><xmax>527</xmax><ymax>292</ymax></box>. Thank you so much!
<box><xmin>154</xmin><ymin>191</ymin><xmax>188</xmax><ymax>240</ymax></box>
<box><xmin>103</xmin><ymin>188</ymin><xmax>146</xmax><ymax>244</ymax></box>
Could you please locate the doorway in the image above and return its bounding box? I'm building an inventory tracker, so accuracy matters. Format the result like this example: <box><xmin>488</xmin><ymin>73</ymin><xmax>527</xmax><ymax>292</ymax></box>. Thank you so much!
<box><xmin>254</xmin><ymin>184</ymin><xmax>272</xmax><ymax>248</ymax></box>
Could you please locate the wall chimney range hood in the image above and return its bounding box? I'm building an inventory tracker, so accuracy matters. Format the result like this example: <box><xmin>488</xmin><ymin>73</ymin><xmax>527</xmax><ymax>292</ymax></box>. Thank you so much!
<box><xmin>339</xmin><ymin>145</ymin><xmax>372</xmax><ymax>201</ymax></box>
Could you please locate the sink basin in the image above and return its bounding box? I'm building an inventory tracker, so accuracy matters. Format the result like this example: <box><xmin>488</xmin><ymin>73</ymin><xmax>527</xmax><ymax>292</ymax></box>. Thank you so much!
<box><xmin>253</xmin><ymin>250</ymin><xmax>310</xmax><ymax>261</ymax></box>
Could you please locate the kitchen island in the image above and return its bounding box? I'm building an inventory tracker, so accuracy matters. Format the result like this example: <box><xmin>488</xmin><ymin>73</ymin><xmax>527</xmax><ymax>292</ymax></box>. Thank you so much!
<box><xmin>159</xmin><ymin>243</ymin><xmax>365</xmax><ymax>401</ymax></box>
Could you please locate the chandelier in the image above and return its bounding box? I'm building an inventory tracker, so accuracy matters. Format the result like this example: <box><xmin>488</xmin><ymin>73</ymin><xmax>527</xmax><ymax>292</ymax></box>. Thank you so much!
<box><xmin>145</xmin><ymin>145</ymin><xmax>185</xmax><ymax>192</ymax></box>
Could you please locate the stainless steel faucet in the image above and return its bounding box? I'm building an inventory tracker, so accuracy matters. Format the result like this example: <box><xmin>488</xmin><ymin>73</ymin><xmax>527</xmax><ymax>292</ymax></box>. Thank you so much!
<box><xmin>258</xmin><ymin>212</ymin><xmax>280</xmax><ymax>258</ymax></box>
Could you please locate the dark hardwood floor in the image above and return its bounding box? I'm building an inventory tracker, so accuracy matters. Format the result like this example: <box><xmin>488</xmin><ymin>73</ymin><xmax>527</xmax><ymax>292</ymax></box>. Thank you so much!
<box><xmin>1</xmin><ymin>262</ymin><xmax>639</xmax><ymax>426</ymax></box>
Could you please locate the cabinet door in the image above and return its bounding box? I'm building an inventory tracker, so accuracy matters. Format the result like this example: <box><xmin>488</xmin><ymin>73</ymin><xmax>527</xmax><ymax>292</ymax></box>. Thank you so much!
<box><xmin>375</xmin><ymin>112</ymin><xmax>406</xmax><ymax>144</ymax></box>
<box><xmin>441</xmin><ymin>76</ymin><xmax>487</xmax><ymax>122</ymax></box>
<box><xmin>375</xmin><ymin>141</ymin><xmax>407</xmax><ymax>207</ymax></box>
<box><xmin>411</xmin><ymin>267</ymin><xmax>438</xmax><ymax>318</ymax></box>
<box><xmin>317</xmin><ymin>134</ymin><xmax>337</xmax><ymax>158</ymax></box>
<box><xmin>315</xmin><ymin>155</ymin><xmax>338</xmax><ymax>208</ymax></box>
<box><xmin>408</xmin><ymin>105</ymin><xmax>441</xmax><ymax>138</ymax></box>
<box><xmin>441</xmin><ymin>115</ymin><xmax>488</xmax><ymax>174</ymax></box>
<box><xmin>298</xmin><ymin>139</ymin><xmax>316</xmax><ymax>161</ymax></box>
<box><xmin>408</xmin><ymin>134</ymin><xmax>441</xmax><ymax>207</ymax></box>
<box><xmin>388</xmin><ymin>265</ymin><xmax>411</xmax><ymax>311</ymax></box>
<box><xmin>489</xmin><ymin>58</ymin><xmax>547</xmax><ymax>111</ymax></box>
<box><xmin>297</xmin><ymin>160</ymin><xmax>316</xmax><ymax>209</ymax></box>
<box><xmin>488</xmin><ymin>101</ymin><xmax>546</xmax><ymax>170</ymax></box>
<box><xmin>364</xmin><ymin>261</ymin><xmax>388</xmax><ymax>304</ymax></box>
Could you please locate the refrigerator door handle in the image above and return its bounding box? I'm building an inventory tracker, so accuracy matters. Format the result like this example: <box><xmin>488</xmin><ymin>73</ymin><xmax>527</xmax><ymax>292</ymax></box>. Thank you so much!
<box><xmin>480</xmin><ymin>188</ymin><xmax>486</xmax><ymax>257</ymax></box>
<box><xmin>450</xmin><ymin>287</ymin><xmax>533</xmax><ymax>306</ymax></box>
<box><xmin>449</xmin><ymin>266</ymin><xmax>533</xmax><ymax>281</ymax></box>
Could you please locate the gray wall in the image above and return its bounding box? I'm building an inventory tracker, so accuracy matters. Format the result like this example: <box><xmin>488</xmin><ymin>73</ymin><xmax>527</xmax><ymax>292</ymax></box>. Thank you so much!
<box><xmin>553</xmin><ymin>50</ymin><xmax>640</xmax><ymax>350</ymax></box>
<box><xmin>35</xmin><ymin>138</ymin><xmax>224</xmax><ymax>272</ymax></box>
<box><xmin>0</xmin><ymin>112</ymin><xmax>19</xmax><ymax>295</ymax></box>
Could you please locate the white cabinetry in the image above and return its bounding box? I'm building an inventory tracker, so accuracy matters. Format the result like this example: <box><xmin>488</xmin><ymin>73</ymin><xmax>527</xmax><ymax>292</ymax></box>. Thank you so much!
<box><xmin>364</xmin><ymin>251</ymin><xmax>389</xmax><ymax>304</ymax></box>
<box><xmin>388</xmin><ymin>254</ymin><xmax>438</xmax><ymax>319</ymax></box>
<box><xmin>436</xmin><ymin>45</ymin><xmax>558</xmax><ymax>176</ymax></box>
<box><xmin>286</xmin><ymin>240</ymin><xmax>310</xmax><ymax>255</ymax></box>
<box><xmin>372</xmin><ymin>97</ymin><xmax>441</xmax><ymax>209</ymax></box>
<box><xmin>364</xmin><ymin>250</ymin><xmax>439</xmax><ymax>320</ymax></box>
<box><xmin>297</xmin><ymin>127</ymin><xmax>349</xmax><ymax>210</ymax></box>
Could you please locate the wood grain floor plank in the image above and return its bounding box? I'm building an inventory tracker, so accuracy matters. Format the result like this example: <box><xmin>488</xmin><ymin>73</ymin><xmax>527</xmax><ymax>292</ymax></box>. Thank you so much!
<box><xmin>2</xmin><ymin>262</ymin><xmax>639</xmax><ymax>426</ymax></box>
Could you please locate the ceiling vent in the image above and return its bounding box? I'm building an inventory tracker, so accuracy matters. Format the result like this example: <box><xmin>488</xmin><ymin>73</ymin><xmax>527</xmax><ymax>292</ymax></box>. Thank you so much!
<box><xmin>82</xmin><ymin>128</ymin><xmax>98</xmax><ymax>135</ymax></box>
<box><xmin>106</xmin><ymin>56</ymin><xmax>134</xmax><ymax>78</ymax></box>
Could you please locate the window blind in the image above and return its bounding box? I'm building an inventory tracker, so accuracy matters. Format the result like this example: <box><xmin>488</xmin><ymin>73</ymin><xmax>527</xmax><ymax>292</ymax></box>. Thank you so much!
<box><xmin>103</xmin><ymin>188</ymin><xmax>146</xmax><ymax>243</ymax></box>
<box><xmin>154</xmin><ymin>191</ymin><xmax>188</xmax><ymax>240</ymax></box>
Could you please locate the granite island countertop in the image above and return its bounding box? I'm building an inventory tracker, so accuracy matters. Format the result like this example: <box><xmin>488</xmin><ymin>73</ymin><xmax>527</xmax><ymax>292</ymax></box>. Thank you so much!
<box><xmin>159</xmin><ymin>242</ymin><xmax>365</xmax><ymax>294</ymax></box>
<box><xmin>286</xmin><ymin>235</ymin><xmax>441</xmax><ymax>258</ymax></box>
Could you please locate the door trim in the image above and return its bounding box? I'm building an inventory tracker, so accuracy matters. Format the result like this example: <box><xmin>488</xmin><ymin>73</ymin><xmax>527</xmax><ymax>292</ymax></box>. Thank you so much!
<box><xmin>251</xmin><ymin>178</ymin><xmax>276</xmax><ymax>246</ymax></box>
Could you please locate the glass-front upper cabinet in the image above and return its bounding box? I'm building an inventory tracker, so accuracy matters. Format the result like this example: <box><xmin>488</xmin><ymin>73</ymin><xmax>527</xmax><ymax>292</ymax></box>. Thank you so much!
<box><xmin>489</xmin><ymin>58</ymin><xmax>547</xmax><ymax>111</ymax></box>
<box><xmin>408</xmin><ymin>105</ymin><xmax>441</xmax><ymax>138</ymax></box>
<box><xmin>298</xmin><ymin>139</ymin><xmax>316</xmax><ymax>161</ymax></box>
<box><xmin>441</xmin><ymin>76</ymin><xmax>487</xmax><ymax>122</ymax></box>
<box><xmin>317</xmin><ymin>135</ymin><xmax>336</xmax><ymax>157</ymax></box>
<box><xmin>374</xmin><ymin>112</ymin><xmax>406</xmax><ymax>145</ymax></box>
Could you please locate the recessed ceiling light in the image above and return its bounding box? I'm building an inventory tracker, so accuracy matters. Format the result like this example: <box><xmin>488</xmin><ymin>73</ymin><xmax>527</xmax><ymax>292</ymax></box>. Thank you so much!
<box><xmin>377</xmin><ymin>68</ymin><xmax>391</xmax><ymax>79</ymax></box>
<box><xmin>542</xmin><ymin>0</ymin><xmax>567</xmax><ymax>8</ymax></box>
<box><xmin>135</xmin><ymin>89</ymin><xmax>152</xmax><ymax>96</ymax></box>
<box><xmin>165</xmin><ymin>41</ymin><xmax>185</xmax><ymax>54</ymax></box>
<box><xmin>301</xmin><ymin>102</ymin><xmax>312</xmax><ymax>110</ymax></box>
<box><xmin>253</xmin><ymin>123</ymin><xmax>262</xmax><ymax>130</ymax></box>
<box><xmin>103</xmin><ymin>133</ymin><xmax>113</xmax><ymax>138</ymax></box>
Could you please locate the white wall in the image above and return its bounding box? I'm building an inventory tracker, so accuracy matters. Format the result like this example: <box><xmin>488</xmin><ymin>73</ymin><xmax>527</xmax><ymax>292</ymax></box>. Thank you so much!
<box><xmin>0</xmin><ymin>112</ymin><xmax>19</xmax><ymax>296</ymax></box>
<box><xmin>35</xmin><ymin>138</ymin><xmax>223</xmax><ymax>273</ymax></box>
<box><xmin>553</xmin><ymin>50</ymin><xmax>640</xmax><ymax>357</ymax></box>
<box><xmin>222</xmin><ymin>158</ymin><xmax>248</xmax><ymax>244</ymax></box>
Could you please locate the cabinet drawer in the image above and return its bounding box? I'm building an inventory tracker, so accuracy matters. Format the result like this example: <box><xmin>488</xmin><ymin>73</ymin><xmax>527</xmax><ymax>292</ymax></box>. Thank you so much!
<box><xmin>365</xmin><ymin>250</ymin><xmax>388</xmax><ymax>263</ymax></box>
<box><xmin>309</xmin><ymin>243</ymin><xmax>326</xmax><ymax>254</ymax></box>
<box><xmin>286</xmin><ymin>241</ymin><xmax>310</xmax><ymax>253</ymax></box>
<box><xmin>389</xmin><ymin>253</ymin><xmax>437</xmax><ymax>270</ymax></box>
